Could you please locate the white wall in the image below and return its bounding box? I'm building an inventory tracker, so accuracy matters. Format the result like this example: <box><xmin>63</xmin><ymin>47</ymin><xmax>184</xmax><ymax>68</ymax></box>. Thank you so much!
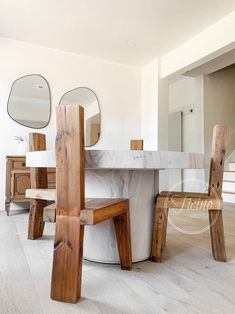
<box><xmin>140</xmin><ymin>59</ymin><xmax>158</xmax><ymax>150</ymax></box>
<box><xmin>161</xmin><ymin>10</ymin><xmax>235</xmax><ymax>78</ymax></box>
<box><xmin>204</xmin><ymin>65</ymin><xmax>235</xmax><ymax>179</ymax></box>
<box><xmin>169</xmin><ymin>76</ymin><xmax>204</xmax><ymax>153</ymax></box>
<box><xmin>169</xmin><ymin>76</ymin><xmax>205</xmax><ymax>191</ymax></box>
<box><xmin>157</xmin><ymin>76</ymin><xmax>169</xmax><ymax>151</ymax></box>
<box><xmin>140</xmin><ymin>59</ymin><xmax>170</xmax><ymax>191</ymax></box>
<box><xmin>140</xmin><ymin>58</ymin><xmax>169</xmax><ymax>152</ymax></box>
<box><xmin>0</xmin><ymin>38</ymin><xmax>142</xmax><ymax>209</ymax></box>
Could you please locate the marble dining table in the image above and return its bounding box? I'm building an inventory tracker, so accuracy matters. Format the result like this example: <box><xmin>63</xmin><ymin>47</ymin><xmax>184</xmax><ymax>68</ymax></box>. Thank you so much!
<box><xmin>26</xmin><ymin>149</ymin><xmax>205</xmax><ymax>264</ymax></box>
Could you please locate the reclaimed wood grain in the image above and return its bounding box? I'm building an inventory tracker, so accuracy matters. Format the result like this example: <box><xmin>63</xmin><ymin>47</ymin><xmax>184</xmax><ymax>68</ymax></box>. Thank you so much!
<box><xmin>152</xmin><ymin>124</ymin><xmax>227</xmax><ymax>263</ymax></box>
<box><xmin>51</xmin><ymin>105</ymin><xmax>85</xmax><ymax>303</ymax></box>
<box><xmin>130</xmin><ymin>140</ymin><xmax>143</xmax><ymax>150</ymax></box>
<box><xmin>51</xmin><ymin>105</ymin><xmax>132</xmax><ymax>303</ymax></box>
<box><xmin>28</xmin><ymin>133</ymin><xmax>47</xmax><ymax>240</ymax></box>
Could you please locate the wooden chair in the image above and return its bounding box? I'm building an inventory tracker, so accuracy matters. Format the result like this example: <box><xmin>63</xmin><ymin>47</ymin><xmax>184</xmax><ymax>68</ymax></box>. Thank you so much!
<box><xmin>28</xmin><ymin>133</ymin><xmax>48</xmax><ymax>240</ymax></box>
<box><xmin>28</xmin><ymin>139</ymin><xmax>144</xmax><ymax>226</ymax></box>
<box><xmin>152</xmin><ymin>125</ymin><xmax>227</xmax><ymax>263</ymax></box>
<box><xmin>130</xmin><ymin>139</ymin><xmax>144</xmax><ymax>150</ymax></box>
<box><xmin>52</xmin><ymin>105</ymin><xmax>132</xmax><ymax>302</ymax></box>
<box><xmin>26</xmin><ymin>105</ymin><xmax>132</xmax><ymax>303</ymax></box>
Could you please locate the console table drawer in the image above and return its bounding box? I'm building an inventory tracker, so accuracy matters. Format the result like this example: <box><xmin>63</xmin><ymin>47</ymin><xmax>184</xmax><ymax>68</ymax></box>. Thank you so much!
<box><xmin>12</xmin><ymin>160</ymin><xmax>27</xmax><ymax>169</ymax></box>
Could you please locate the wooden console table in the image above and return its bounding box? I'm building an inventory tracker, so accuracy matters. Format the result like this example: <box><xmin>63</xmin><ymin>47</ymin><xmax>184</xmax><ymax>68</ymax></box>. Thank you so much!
<box><xmin>5</xmin><ymin>156</ymin><xmax>55</xmax><ymax>215</ymax></box>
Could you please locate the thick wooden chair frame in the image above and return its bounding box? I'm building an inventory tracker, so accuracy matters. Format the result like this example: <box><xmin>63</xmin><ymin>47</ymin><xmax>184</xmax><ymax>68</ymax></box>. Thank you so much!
<box><xmin>130</xmin><ymin>139</ymin><xmax>144</xmax><ymax>150</ymax></box>
<box><xmin>152</xmin><ymin>124</ymin><xmax>227</xmax><ymax>263</ymax></box>
<box><xmin>28</xmin><ymin>138</ymin><xmax>143</xmax><ymax>232</ymax></box>
<box><xmin>26</xmin><ymin>105</ymin><xmax>132</xmax><ymax>303</ymax></box>
<box><xmin>26</xmin><ymin>106</ymin><xmax>132</xmax><ymax>303</ymax></box>
<box><xmin>28</xmin><ymin>133</ymin><xmax>48</xmax><ymax>240</ymax></box>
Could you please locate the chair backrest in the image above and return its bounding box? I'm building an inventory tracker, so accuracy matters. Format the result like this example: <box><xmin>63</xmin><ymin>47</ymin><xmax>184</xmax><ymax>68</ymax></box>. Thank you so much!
<box><xmin>208</xmin><ymin>124</ymin><xmax>227</xmax><ymax>198</ymax></box>
<box><xmin>130</xmin><ymin>139</ymin><xmax>144</xmax><ymax>150</ymax></box>
<box><xmin>29</xmin><ymin>133</ymin><xmax>46</xmax><ymax>152</ymax></box>
<box><xmin>56</xmin><ymin>105</ymin><xmax>85</xmax><ymax>216</ymax></box>
<box><xmin>29</xmin><ymin>132</ymin><xmax>48</xmax><ymax>189</ymax></box>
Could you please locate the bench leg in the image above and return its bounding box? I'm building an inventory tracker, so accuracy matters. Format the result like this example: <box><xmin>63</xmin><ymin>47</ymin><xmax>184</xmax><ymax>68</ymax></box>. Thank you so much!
<box><xmin>51</xmin><ymin>216</ymin><xmax>84</xmax><ymax>303</ymax></box>
<box><xmin>113</xmin><ymin>210</ymin><xmax>132</xmax><ymax>270</ymax></box>
<box><xmin>209</xmin><ymin>210</ymin><xmax>226</xmax><ymax>262</ymax></box>
<box><xmin>152</xmin><ymin>206</ymin><xmax>168</xmax><ymax>262</ymax></box>
<box><xmin>28</xmin><ymin>199</ymin><xmax>46</xmax><ymax>240</ymax></box>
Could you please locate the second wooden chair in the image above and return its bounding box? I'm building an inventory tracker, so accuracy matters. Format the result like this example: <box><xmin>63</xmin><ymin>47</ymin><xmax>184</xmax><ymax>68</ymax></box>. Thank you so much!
<box><xmin>152</xmin><ymin>124</ymin><xmax>227</xmax><ymax>263</ymax></box>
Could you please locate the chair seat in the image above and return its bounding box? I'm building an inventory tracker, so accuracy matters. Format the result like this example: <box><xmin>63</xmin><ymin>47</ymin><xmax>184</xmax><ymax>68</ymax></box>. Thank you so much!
<box><xmin>26</xmin><ymin>188</ymin><xmax>56</xmax><ymax>200</ymax></box>
<box><xmin>157</xmin><ymin>191</ymin><xmax>223</xmax><ymax>209</ymax></box>
<box><xmin>85</xmin><ymin>198</ymin><xmax>127</xmax><ymax>209</ymax></box>
<box><xmin>159</xmin><ymin>191</ymin><xmax>210</xmax><ymax>198</ymax></box>
<box><xmin>82</xmin><ymin>198</ymin><xmax>129</xmax><ymax>225</ymax></box>
<box><xmin>27</xmin><ymin>189</ymin><xmax>128</xmax><ymax>225</ymax></box>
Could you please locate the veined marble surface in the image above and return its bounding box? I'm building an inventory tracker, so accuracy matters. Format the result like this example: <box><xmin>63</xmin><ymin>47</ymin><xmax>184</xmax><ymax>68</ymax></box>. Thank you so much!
<box><xmin>84</xmin><ymin>169</ymin><xmax>159</xmax><ymax>263</ymax></box>
<box><xmin>26</xmin><ymin>149</ymin><xmax>205</xmax><ymax>169</ymax></box>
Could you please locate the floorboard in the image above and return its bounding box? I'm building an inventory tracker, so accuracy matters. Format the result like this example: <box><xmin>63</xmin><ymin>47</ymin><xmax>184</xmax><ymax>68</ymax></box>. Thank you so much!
<box><xmin>1</xmin><ymin>203</ymin><xmax>235</xmax><ymax>313</ymax></box>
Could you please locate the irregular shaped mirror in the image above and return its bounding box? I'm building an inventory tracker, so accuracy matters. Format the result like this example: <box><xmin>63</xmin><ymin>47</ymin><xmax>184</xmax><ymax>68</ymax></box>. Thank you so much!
<box><xmin>60</xmin><ymin>87</ymin><xmax>101</xmax><ymax>146</ymax></box>
<box><xmin>8</xmin><ymin>74</ymin><xmax>51</xmax><ymax>129</ymax></box>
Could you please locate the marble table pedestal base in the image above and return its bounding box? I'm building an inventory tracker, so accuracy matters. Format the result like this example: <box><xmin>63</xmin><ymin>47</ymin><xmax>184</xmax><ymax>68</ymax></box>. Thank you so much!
<box><xmin>84</xmin><ymin>169</ymin><xmax>159</xmax><ymax>263</ymax></box>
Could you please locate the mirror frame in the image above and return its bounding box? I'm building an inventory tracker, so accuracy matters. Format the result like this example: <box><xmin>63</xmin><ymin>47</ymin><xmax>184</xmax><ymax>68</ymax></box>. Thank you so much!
<box><xmin>59</xmin><ymin>86</ymin><xmax>101</xmax><ymax>147</ymax></box>
<box><xmin>7</xmin><ymin>74</ymin><xmax>52</xmax><ymax>129</ymax></box>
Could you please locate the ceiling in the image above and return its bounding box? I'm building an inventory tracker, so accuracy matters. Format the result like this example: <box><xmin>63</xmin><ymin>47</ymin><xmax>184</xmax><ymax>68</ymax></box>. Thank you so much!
<box><xmin>1</xmin><ymin>0</ymin><xmax>235</xmax><ymax>66</ymax></box>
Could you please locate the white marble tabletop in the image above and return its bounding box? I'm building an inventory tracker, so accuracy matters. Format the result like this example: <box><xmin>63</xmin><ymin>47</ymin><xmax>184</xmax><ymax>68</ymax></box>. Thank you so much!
<box><xmin>26</xmin><ymin>150</ymin><xmax>205</xmax><ymax>170</ymax></box>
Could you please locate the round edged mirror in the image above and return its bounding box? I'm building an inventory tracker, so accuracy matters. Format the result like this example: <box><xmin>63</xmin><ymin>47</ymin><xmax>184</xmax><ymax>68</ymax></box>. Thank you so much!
<box><xmin>7</xmin><ymin>74</ymin><xmax>51</xmax><ymax>129</ymax></box>
<box><xmin>59</xmin><ymin>87</ymin><xmax>101</xmax><ymax>147</ymax></box>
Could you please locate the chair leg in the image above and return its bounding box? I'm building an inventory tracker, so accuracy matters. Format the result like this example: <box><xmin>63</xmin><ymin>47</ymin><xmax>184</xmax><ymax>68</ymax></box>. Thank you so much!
<box><xmin>162</xmin><ymin>208</ymin><xmax>169</xmax><ymax>247</ymax></box>
<box><xmin>152</xmin><ymin>206</ymin><xmax>168</xmax><ymax>262</ymax></box>
<box><xmin>28</xmin><ymin>199</ymin><xmax>46</xmax><ymax>240</ymax></box>
<box><xmin>51</xmin><ymin>216</ymin><xmax>84</xmax><ymax>303</ymax></box>
<box><xmin>209</xmin><ymin>210</ymin><xmax>226</xmax><ymax>262</ymax></box>
<box><xmin>113</xmin><ymin>210</ymin><xmax>132</xmax><ymax>270</ymax></box>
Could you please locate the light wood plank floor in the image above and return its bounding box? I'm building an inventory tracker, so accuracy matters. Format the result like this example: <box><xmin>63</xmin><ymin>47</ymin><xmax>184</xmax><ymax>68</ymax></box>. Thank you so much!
<box><xmin>1</xmin><ymin>204</ymin><xmax>235</xmax><ymax>314</ymax></box>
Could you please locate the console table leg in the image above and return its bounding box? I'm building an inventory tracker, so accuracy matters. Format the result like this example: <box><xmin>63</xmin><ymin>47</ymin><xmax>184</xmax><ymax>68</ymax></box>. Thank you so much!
<box><xmin>5</xmin><ymin>201</ymin><xmax>10</xmax><ymax>216</ymax></box>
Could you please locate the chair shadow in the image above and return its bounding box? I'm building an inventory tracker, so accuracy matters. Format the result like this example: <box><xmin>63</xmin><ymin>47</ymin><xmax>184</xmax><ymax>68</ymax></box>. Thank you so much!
<box><xmin>8</xmin><ymin>208</ymin><xmax>29</xmax><ymax>215</ymax></box>
<box><xmin>41</xmin><ymin>234</ymin><xmax>55</xmax><ymax>241</ymax></box>
<box><xmin>78</xmin><ymin>298</ymin><xmax>129</xmax><ymax>313</ymax></box>
<box><xmin>224</xmin><ymin>243</ymin><xmax>235</xmax><ymax>262</ymax></box>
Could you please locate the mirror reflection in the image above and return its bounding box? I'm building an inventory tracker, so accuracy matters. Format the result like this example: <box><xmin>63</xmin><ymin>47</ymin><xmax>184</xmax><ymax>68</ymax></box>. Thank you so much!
<box><xmin>7</xmin><ymin>74</ymin><xmax>51</xmax><ymax>129</ymax></box>
<box><xmin>59</xmin><ymin>87</ymin><xmax>101</xmax><ymax>146</ymax></box>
